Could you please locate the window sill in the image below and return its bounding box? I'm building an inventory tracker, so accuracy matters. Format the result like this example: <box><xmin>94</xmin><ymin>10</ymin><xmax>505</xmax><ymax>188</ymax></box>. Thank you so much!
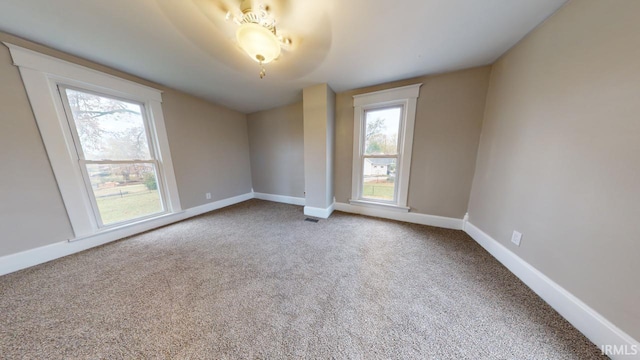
<box><xmin>348</xmin><ymin>199</ymin><xmax>410</xmax><ymax>212</ymax></box>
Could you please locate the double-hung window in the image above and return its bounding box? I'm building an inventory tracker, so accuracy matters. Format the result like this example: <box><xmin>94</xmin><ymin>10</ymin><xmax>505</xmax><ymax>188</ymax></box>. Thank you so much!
<box><xmin>350</xmin><ymin>84</ymin><xmax>421</xmax><ymax>211</ymax></box>
<box><xmin>59</xmin><ymin>87</ymin><xmax>166</xmax><ymax>227</ymax></box>
<box><xmin>6</xmin><ymin>43</ymin><xmax>181</xmax><ymax>240</ymax></box>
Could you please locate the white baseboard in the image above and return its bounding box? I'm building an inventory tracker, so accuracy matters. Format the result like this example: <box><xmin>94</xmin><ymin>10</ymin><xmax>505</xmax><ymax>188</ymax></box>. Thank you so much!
<box><xmin>0</xmin><ymin>192</ymin><xmax>253</xmax><ymax>276</ymax></box>
<box><xmin>334</xmin><ymin>202</ymin><xmax>463</xmax><ymax>230</ymax></box>
<box><xmin>304</xmin><ymin>202</ymin><xmax>335</xmax><ymax>219</ymax></box>
<box><xmin>182</xmin><ymin>192</ymin><xmax>254</xmax><ymax>218</ymax></box>
<box><xmin>253</xmin><ymin>192</ymin><xmax>305</xmax><ymax>206</ymax></box>
<box><xmin>464</xmin><ymin>222</ymin><xmax>640</xmax><ymax>359</ymax></box>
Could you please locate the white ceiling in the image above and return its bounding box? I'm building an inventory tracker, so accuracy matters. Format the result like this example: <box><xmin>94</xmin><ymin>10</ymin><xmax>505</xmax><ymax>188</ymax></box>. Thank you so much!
<box><xmin>0</xmin><ymin>0</ymin><xmax>566</xmax><ymax>113</ymax></box>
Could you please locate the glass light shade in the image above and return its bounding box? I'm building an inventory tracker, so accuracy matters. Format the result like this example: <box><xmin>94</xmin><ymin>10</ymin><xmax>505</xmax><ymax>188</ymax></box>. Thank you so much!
<box><xmin>236</xmin><ymin>23</ymin><xmax>281</xmax><ymax>64</ymax></box>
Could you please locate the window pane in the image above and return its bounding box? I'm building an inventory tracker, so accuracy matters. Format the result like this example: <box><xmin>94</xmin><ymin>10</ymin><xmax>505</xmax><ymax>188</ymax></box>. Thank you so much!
<box><xmin>65</xmin><ymin>89</ymin><xmax>152</xmax><ymax>160</ymax></box>
<box><xmin>364</xmin><ymin>107</ymin><xmax>401</xmax><ymax>155</ymax></box>
<box><xmin>86</xmin><ymin>163</ymin><xmax>163</xmax><ymax>225</ymax></box>
<box><xmin>362</xmin><ymin>157</ymin><xmax>396</xmax><ymax>201</ymax></box>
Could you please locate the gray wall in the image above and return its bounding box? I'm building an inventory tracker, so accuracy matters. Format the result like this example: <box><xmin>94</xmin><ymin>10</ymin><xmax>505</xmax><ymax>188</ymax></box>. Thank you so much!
<box><xmin>0</xmin><ymin>36</ymin><xmax>74</xmax><ymax>256</ymax></box>
<box><xmin>303</xmin><ymin>84</ymin><xmax>335</xmax><ymax>209</ymax></box>
<box><xmin>247</xmin><ymin>102</ymin><xmax>304</xmax><ymax>198</ymax></box>
<box><xmin>335</xmin><ymin>67</ymin><xmax>491</xmax><ymax>218</ymax></box>
<box><xmin>0</xmin><ymin>32</ymin><xmax>252</xmax><ymax>257</ymax></box>
<box><xmin>467</xmin><ymin>0</ymin><xmax>640</xmax><ymax>340</ymax></box>
<box><xmin>325</xmin><ymin>85</ymin><xmax>336</xmax><ymax>207</ymax></box>
<box><xmin>162</xmin><ymin>89</ymin><xmax>252</xmax><ymax>209</ymax></box>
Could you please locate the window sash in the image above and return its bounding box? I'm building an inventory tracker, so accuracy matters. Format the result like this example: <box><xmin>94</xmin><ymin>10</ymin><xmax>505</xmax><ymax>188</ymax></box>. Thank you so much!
<box><xmin>363</xmin><ymin>105</ymin><xmax>403</xmax><ymax>156</ymax></box>
<box><xmin>360</xmin><ymin>155</ymin><xmax>399</xmax><ymax>204</ymax></box>
<box><xmin>358</xmin><ymin>105</ymin><xmax>404</xmax><ymax>204</ymax></box>
<box><xmin>58</xmin><ymin>85</ymin><xmax>157</xmax><ymax>162</ymax></box>
<box><xmin>79</xmin><ymin>160</ymin><xmax>167</xmax><ymax>228</ymax></box>
<box><xmin>59</xmin><ymin>86</ymin><xmax>168</xmax><ymax>229</ymax></box>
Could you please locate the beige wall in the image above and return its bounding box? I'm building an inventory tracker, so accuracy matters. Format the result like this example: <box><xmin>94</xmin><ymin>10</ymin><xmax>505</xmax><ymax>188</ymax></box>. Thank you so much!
<box><xmin>247</xmin><ymin>102</ymin><xmax>304</xmax><ymax>198</ymax></box>
<box><xmin>162</xmin><ymin>89</ymin><xmax>252</xmax><ymax>209</ymax></box>
<box><xmin>0</xmin><ymin>37</ymin><xmax>74</xmax><ymax>257</ymax></box>
<box><xmin>467</xmin><ymin>0</ymin><xmax>640</xmax><ymax>340</ymax></box>
<box><xmin>335</xmin><ymin>67</ymin><xmax>491</xmax><ymax>218</ymax></box>
<box><xmin>303</xmin><ymin>84</ymin><xmax>335</xmax><ymax>209</ymax></box>
<box><xmin>325</xmin><ymin>85</ymin><xmax>336</xmax><ymax>207</ymax></box>
<box><xmin>0</xmin><ymin>32</ymin><xmax>252</xmax><ymax>257</ymax></box>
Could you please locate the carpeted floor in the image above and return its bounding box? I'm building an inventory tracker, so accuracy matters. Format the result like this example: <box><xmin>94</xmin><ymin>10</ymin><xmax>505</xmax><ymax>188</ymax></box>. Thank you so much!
<box><xmin>0</xmin><ymin>199</ymin><xmax>605</xmax><ymax>359</ymax></box>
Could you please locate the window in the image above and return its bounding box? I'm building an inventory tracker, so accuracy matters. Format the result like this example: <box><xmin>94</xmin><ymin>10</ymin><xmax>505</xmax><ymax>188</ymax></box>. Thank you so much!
<box><xmin>59</xmin><ymin>87</ymin><xmax>166</xmax><ymax>226</ymax></box>
<box><xmin>6</xmin><ymin>43</ymin><xmax>181</xmax><ymax>239</ymax></box>
<box><xmin>351</xmin><ymin>84</ymin><xmax>421</xmax><ymax>211</ymax></box>
<box><xmin>361</xmin><ymin>106</ymin><xmax>401</xmax><ymax>202</ymax></box>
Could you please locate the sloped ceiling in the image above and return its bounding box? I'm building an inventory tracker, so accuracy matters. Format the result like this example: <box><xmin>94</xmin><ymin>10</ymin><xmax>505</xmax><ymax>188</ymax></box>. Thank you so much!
<box><xmin>0</xmin><ymin>0</ymin><xmax>566</xmax><ymax>113</ymax></box>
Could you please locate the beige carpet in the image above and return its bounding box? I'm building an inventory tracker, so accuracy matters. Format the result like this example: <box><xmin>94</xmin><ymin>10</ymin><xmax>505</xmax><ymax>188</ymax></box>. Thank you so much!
<box><xmin>0</xmin><ymin>199</ymin><xmax>605</xmax><ymax>359</ymax></box>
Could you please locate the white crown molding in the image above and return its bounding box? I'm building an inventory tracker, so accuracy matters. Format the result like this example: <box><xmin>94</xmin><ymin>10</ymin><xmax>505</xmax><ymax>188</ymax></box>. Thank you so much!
<box><xmin>463</xmin><ymin>221</ymin><xmax>640</xmax><ymax>359</ymax></box>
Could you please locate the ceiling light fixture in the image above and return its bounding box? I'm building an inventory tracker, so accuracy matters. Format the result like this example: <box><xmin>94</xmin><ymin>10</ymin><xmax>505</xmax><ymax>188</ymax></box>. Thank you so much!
<box><xmin>227</xmin><ymin>1</ymin><xmax>290</xmax><ymax>79</ymax></box>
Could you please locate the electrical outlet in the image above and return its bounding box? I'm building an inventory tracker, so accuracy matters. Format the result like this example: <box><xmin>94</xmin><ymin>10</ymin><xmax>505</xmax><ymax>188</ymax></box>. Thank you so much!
<box><xmin>511</xmin><ymin>231</ymin><xmax>522</xmax><ymax>246</ymax></box>
<box><xmin>205</xmin><ymin>192</ymin><xmax>211</xmax><ymax>200</ymax></box>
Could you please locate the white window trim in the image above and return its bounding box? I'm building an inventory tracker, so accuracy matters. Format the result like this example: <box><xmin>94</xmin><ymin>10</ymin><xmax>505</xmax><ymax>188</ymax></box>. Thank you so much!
<box><xmin>4</xmin><ymin>43</ymin><xmax>182</xmax><ymax>239</ymax></box>
<box><xmin>350</xmin><ymin>84</ymin><xmax>422</xmax><ymax>212</ymax></box>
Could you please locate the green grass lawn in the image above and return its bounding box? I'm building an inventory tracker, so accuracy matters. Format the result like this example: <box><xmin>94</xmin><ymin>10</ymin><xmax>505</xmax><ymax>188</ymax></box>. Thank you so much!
<box><xmin>362</xmin><ymin>180</ymin><xmax>395</xmax><ymax>200</ymax></box>
<box><xmin>94</xmin><ymin>184</ymin><xmax>162</xmax><ymax>225</ymax></box>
